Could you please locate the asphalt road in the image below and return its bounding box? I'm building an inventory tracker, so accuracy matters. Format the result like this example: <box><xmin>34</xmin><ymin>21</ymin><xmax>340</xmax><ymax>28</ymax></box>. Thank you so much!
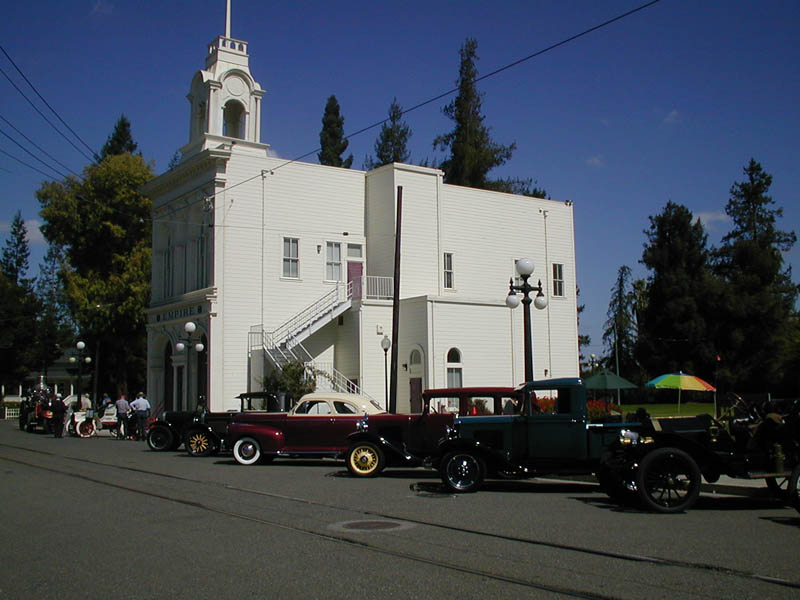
<box><xmin>1</xmin><ymin>422</ymin><xmax>798</xmax><ymax>600</ymax></box>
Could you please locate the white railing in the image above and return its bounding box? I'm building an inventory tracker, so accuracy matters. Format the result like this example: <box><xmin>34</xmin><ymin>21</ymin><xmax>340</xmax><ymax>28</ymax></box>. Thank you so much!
<box><xmin>364</xmin><ymin>276</ymin><xmax>393</xmax><ymax>300</ymax></box>
<box><xmin>268</xmin><ymin>281</ymin><xmax>351</xmax><ymax>347</ymax></box>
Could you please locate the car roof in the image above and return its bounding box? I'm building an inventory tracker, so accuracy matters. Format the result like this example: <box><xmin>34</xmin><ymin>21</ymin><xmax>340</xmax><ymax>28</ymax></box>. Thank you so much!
<box><xmin>296</xmin><ymin>392</ymin><xmax>385</xmax><ymax>414</ymax></box>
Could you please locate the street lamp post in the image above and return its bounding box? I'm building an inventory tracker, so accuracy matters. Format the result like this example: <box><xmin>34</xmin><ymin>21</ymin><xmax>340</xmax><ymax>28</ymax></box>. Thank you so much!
<box><xmin>380</xmin><ymin>335</ymin><xmax>391</xmax><ymax>410</ymax></box>
<box><xmin>68</xmin><ymin>341</ymin><xmax>92</xmax><ymax>410</ymax></box>
<box><xmin>505</xmin><ymin>258</ymin><xmax>548</xmax><ymax>383</ymax></box>
<box><xmin>176</xmin><ymin>321</ymin><xmax>205</xmax><ymax>410</ymax></box>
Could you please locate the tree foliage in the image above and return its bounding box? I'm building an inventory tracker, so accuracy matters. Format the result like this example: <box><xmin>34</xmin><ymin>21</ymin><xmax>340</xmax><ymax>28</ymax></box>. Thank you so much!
<box><xmin>318</xmin><ymin>96</ymin><xmax>353</xmax><ymax>168</ymax></box>
<box><xmin>32</xmin><ymin>244</ymin><xmax>74</xmax><ymax>379</ymax></box>
<box><xmin>260</xmin><ymin>361</ymin><xmax>316</xmax><ymax>403</ymax></box>
<box><xmin>364</xmin><ymin>98</ymin><xmax>411</xmax><ymax>169</ymax></box>
<box><xmin>711</xmin><ymin>159</ymin><xmax>798</xmax><ymax>392</ymax></box>
<box><xmin>602</xmin><ymin>266</ymin><xmax>640</xmax><ymax>381</ymax></box>
<box><xmin>434</xmin><ymin>38</ymin><xmax>516</xmax><ymax>189</ymax></box>
<box><xmin>98</xmin><ymin>114</ymin><xmax>138</xmax><ymax>161</ymax></box>
<box><xmin>635</xmin><ymin>201</ymin><xmax>717</xmax><ymax>380</ymax></box>
<box><xmin>37</xmin><ymin>152</ymin><xmax>154</xmax><ymax>396</ymax></box>
<box><xmin>1</xmin><ymin>211</ymin><xmax>32</xmax><ymax>289</ymax></box>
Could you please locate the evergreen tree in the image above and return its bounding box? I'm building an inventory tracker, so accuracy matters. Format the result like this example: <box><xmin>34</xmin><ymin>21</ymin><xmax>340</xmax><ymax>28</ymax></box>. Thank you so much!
<box><xmin>635</xmin><ymin>201</ymin><xmax>717</xmax><ymax>380</ymax></box>
<box><xmin>434</xmin><ymin>38</ymin><xmax>515</xmax><ymax>189</ymax></box>
<box><xmin>712</xmin><ymin>159</ymin><xmax>798</xmax><ymax>393</ymax></box>
<box><xmin>1</xmin><ymin>211</ymin><xmax>32</xmax><ymax>289</ymax></box>
<box><xmin>602</xmin><ymin>266</ymin><xmax>640</xmax><ymax>381</ymax></box>
<box><xmin>0</xmin><ymin>271</ymin><xmax>38</xmax><ymax>387</ymax></box>
<box><xmin>32</xmin><ymin>244</ymin><xmax>74</xmax><ymax>379</ymax></box>
<box><xmin>37</xmin><ymin>152</ymin><xmax>154</xmax><ymax>395</ymax></box>
<box><xmin>364</xmin><ymin>98</ymin><xmax>411</xmax><ymax>169</ymax></box>
<box><xmin>98</xmin><ymin>114</ymin><xmax>138</xmax><ymax>161</ymax></box>
<box><xmin>318</xmin><ymin>96</ymin><xmax>353</xmax><ymax>168</ymax></box>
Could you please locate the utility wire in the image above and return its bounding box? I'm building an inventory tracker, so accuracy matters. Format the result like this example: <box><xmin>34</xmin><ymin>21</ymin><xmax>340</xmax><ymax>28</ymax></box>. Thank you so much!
<box><xmin>0</xmin><ymin>126</ymin><xmax>71</xmax><ymax>180</ymax></box>
<box><xmin>0</xmin><ymin>45</ymin><xmax>98</xmax><ymax>161</ymax></box>
<box><xmin>0</xmin><ymin>114</ymin><xmax>82</xmax><ymax>178</ymax></box>
<box><xmin>0</xmin><ymin>147</ymin><xmax>60</xmax><ymax>180</ymax></box>
<box><xmin>267</xmin><ymin>0</ymin><xmax>663</xmax><ymax>173</ymax></box>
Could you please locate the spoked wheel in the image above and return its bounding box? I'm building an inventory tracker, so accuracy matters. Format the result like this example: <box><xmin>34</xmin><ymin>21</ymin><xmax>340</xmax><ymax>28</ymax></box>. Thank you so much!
<box><xmin>766</xmin><ymin>476</ymin><xmax>790</xmax><ymax>501</ymax></box>
<box><xmin>186</xmin><ymin>430</ymin><xmax>216</xmax><ymax>457</ymax></box>
<box><xmin>635</xmin><ymin>447</ymin><xmax>701</xmax><ymax>513</ymax></box>
<box><xmin>233</xmin><ymin>437</ymin><xmax>262</xmax><ymax>465</ymax></box>
<box><xmin>440</xmin><ymin>451</ymin><xmax>485</xmax><ymax>493</ymax></box>
<box><xmin>77</xmin><ymin>419</ymin><xmax>96</xmax><ymax>438</ymax></box>
<box><xmin>346</xmin><ymin>442</ymin><xmax>385</xmax><ymax>477</ymax></box>
<box><xmin>147</xmin><ymin>426</ymin><xmax>174</xmax><ymax>452</ymax></box>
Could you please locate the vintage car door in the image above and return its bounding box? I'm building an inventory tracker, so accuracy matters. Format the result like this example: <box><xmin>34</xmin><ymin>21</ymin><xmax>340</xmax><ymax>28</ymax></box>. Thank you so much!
<box><xmin>526</xmin><ymin>387</ymin><xmax>588</xmax><ymax>459</ymax></box>
<box><xmin>281</xmin><ymin>399</ymin><xmax>362</xmax><ymax>452</ymax></box>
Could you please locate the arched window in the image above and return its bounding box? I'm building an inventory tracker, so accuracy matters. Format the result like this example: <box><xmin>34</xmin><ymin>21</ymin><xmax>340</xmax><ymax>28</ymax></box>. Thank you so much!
<box><xmin>446</xmin><ymin>348</ymin><xmax>463</xmax><ymax>388</ymax></box>
<box><xmin>222</xmin><ymin>100</ymin><xmax>245</xmax><ymax>139</ymax></box>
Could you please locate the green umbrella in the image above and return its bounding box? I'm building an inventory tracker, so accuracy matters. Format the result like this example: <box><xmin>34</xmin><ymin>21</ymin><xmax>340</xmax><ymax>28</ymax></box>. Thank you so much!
<box><xmin>584</xmin><ymin>369</ymin><xmax>637</xmax><ymax>390</ymax></box>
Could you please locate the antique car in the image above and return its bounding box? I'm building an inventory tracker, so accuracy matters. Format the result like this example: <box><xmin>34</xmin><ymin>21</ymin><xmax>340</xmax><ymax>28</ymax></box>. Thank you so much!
<box><xmin>228</xmin><ymin>392</ymin><xmax>385</xmax><ymax>465</ymax></box>
<box><xmin>437</xmin><ymin>378</ymin><xmax>800</xmax><ymax>514</ymax></box>
<box><xmin>146</xmin><ymin>391</ymin><xmax>282</xmax><ymax>455</ymax></box>
<box><xmin>20</xmin><ymin>376</ymin><xmax>58</xmax><ymax>433</ymax></box>
<box><xmin>345</xmin><ymin>387</ymin><xmax>521</xmax><ymax>477</ymax></box>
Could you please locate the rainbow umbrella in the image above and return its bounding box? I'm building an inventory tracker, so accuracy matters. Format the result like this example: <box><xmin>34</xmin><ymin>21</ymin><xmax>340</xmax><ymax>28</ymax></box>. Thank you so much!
<box><xmin>645</xmin><ymin>372</ymin><xmax>716</xmax><ymax>414</ymax></box>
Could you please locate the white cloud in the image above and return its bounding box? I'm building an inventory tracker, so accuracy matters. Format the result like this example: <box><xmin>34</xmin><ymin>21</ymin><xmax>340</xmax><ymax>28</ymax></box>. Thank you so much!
<box><xmin>585</xmin><ymin>155</ymin><xmax>605</xmax><ymax>168</ymax></box>
<box><xmin>696</xmin><ymin>211</ymin><xmax>729</xmax><ymax>231</ymax></box>
<box><xmin>25</xmin><ymin>219</ymin><xmax>46</xmax><ymax>245</ymax></box>
<box><xmin>90</xmin><ymin>1</ymin><xmax>114</xmax><ymax>16</ymax></box>
<box><xmin>663</xmin><ymin>109</ymin><xmax>680</xmax><ymax>124</ymax></box>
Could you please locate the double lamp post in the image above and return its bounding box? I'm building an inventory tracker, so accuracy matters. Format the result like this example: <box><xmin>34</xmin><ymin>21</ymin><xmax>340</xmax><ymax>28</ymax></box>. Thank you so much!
<box><xmin>505</xmin><ymin>258</ymin><xmax>547</xmax><ymax>383</ymax></box>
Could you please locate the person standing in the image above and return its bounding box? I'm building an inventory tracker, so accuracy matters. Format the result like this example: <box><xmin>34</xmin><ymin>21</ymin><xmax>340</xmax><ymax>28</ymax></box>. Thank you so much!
<box><xmin>130</xmin><ymin>392</ymin><xmax>151</xmax><ymax>441</ymax></box>
<box><xmin>52</xmin><ymin>394</ymin><xmax>66</xmax><ymax>438</ymax></box>
<box><xmin>115</xmin><ymin>394</ymin><xmax>131</xmax><ymax>439</ymax></box>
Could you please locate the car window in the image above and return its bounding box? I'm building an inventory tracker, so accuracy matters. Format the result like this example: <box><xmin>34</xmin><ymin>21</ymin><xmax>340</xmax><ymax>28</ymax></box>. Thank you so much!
<box><xmin>334</xmin><ymin>401</ymin><xmax>358</xmax><ymax>414</ymax></box>
<box><xmin>299</xmin><ymin>400</ymin><xmax>330</xmax><ymax>415</ymax></box>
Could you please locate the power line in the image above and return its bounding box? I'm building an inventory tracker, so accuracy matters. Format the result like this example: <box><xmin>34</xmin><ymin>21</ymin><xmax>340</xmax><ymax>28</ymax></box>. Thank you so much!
<box><xmin>0</xmin><ymin>114</ymin><xmax>82</xmax><ymax>178</ymax></box>
<box><xmin>0</xmin><ymin>45</ymin><xmax>98</xmax><ymax>161</ymax></box>
<box><xmin>267</xmin><ymin>0</ymin><xmax>663</xmax><ymax>174</ymax></box>
<box><xmin>0</xmin><ymin>127</ymin><xmax>71</xmax><ymax>180</ymax></box>
<box><xmin>0</xmin><ymin>147</ymin><xmax>60</xmax><ymax>180</ymax></box>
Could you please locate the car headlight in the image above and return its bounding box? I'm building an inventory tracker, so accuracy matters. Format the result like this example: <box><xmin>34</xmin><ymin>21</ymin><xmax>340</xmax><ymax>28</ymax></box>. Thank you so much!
<box><xmin>619</xmin><ymin>429</ymin><xmax>640</xmax><ymax>445</ymax></box>
<box><xmin>355</xmin><ymin>418</ymin><xmax>368</xmax><ymax>432</ymax></box>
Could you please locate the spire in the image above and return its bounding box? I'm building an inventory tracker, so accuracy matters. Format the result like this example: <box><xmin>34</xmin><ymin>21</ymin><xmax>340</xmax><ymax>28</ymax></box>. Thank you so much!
<box><xmin>225</xmin><ymin>0</ymin><xmax>231</xmax><ymax>38</ymax></box>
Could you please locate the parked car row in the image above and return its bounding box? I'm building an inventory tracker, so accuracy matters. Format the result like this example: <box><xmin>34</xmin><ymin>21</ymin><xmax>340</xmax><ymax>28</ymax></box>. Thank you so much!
<box><xmin>142</xmin><ymin>380</ymin><xmax>800</xmax><ymax>516</ymax></box>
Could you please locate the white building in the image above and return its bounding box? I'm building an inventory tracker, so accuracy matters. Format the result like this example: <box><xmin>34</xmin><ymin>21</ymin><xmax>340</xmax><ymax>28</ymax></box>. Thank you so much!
<box><xmin>142</xmin><ymin>5</ymin><xmax>579</xmax><ymax>414</ymax></box>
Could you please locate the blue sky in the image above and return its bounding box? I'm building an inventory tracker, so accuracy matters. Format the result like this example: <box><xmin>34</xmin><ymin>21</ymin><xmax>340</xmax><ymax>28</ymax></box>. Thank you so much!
<box><xmin>1</xmin><ymin>0</ymin><xmax>798</xmax><ymax>360</ymax></box>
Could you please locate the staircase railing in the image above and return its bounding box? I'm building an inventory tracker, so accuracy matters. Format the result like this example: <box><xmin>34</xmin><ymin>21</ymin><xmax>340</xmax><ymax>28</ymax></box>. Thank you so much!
<box><xmin>267</xmin><ymin>281</ymin><xmax>352</xmax><ymax>348</ymax></box>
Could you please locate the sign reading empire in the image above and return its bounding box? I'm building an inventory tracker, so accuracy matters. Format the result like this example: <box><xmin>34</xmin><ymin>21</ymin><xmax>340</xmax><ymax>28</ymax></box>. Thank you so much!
<box><xmin>155</xmin><ymin>305</ymin><xmax>204</xmax><ymax>323</ymax></box>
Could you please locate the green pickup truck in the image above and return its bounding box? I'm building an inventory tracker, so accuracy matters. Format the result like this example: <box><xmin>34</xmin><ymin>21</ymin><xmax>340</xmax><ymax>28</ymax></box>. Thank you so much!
<box><xmin>436</xmin><ymin>377</ymin><xmax>800</xmax><ymax>514</ymax></box>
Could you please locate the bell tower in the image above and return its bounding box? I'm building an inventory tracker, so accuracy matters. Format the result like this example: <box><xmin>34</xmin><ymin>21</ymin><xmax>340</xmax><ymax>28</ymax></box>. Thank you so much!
<box><xmin>182</xmin><ymin>0</ymin><xmax>266</xmax><ymax>158</ymax></box>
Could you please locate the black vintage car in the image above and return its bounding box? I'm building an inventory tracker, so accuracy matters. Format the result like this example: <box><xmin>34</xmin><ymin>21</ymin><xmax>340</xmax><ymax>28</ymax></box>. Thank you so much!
<box><xmin>20</xmin><ymin>377</ymin><xmax>58</xmax><ymax>434</ymax></box>
<box><xmin>146</xmin><ymin>392</ymin><xmax>281</xmax><ymax>455</ymax></box>
<box><xmin>437</xmin><ymin>379</ymin><xmax>800</xmax><ymax>514</ymax></box>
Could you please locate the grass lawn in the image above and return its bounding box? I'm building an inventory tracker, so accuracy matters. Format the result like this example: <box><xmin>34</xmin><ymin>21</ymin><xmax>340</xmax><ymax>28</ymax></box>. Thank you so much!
<box><xmin>615</xmin><ymin>402</ymin><xmax>719</xmax><ymax>418</ymax></box>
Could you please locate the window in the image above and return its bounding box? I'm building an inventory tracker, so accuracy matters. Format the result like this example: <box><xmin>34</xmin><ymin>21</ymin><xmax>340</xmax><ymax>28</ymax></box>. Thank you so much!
<box><xmin>445</xmin><ymin>348</ymin><xmax>463</xmax><ymax>411</ymax></box>
<box><xmin>552</xmin><ymin>263</ymin><xmax>564</xmax><ymax>297</ymax></box>
<box><xmin>334</xmin><ymin>401</ymin><xmax>358</xmax><ymax>414</ymax></box>
<box><xmin>443</xmin><ymin>252</ymin><xmax>454</xmax><ymax>289</ymax></box>
<box><xmin>347</xmin><ymin>243</ymin><xmax>362</xmax><ymax>259</ymax></box>
<box><xmin>222</xmin><ymin>100</ymin><xmax>245</xmax><ymax>139</ymax></box>
<box><xmin>283</xmin><ymin>237</ymin><xmax>299</xmax><ymax>278</ymax></box>
<box><xmin>326</xmin><ymin>242</ymin><xmax>342</xmax><ymax>281</ymax></box>
<box><xmin>295</xmin><ymin>400</ymin><xmax>330</xmax><ymax>415</ymax></box>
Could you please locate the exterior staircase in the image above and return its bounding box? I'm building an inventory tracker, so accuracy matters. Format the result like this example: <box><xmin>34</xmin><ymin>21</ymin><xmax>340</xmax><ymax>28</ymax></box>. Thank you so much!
<box><xmin>249</xmin><ymin>277</ymin><xmax>392</xmax><ymax>399</ymax></box>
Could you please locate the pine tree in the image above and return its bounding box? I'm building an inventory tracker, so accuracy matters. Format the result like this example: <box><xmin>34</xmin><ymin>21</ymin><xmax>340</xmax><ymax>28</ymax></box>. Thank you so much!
<box><xmin>32</xmin><ymin>244</ymin><xmax>74</xmax><ymax>378</ymax></box>
<box><xmin>318</xmin><ymin>96</ymin><xmax>353</xmax><ymax>168</ymax></box>
<box><xmin>364</xmin><ymin>98</ymin><xmax>411</xmax><ymax>169</ymax></box>
<box><xmin>602</xmin><ymin>266</ymin><xmax>640</xmax><ymax>381</ymax></box>
<box><xmin>635</xmin><ymin>201</ymin><xmax>717</xmax><ymax>380</ymax></box>
<box><xmin>712</xmin><ymin>159</ymin><xmax>798</xmax><ymax>393</ymax></box>
<box><xmin>434</xmin><ymin>38</ymin><xmax>515</xmax><ymax>188</ymax></box>
<box><xmin>1</xmin><ymin>210</ymin><xmax>32</xmax><ymax>288</ymax></box>
<box><xmin>98</xmin><ymin>114</ymin><xmax>138</xmax><ymax>161</ymax></box>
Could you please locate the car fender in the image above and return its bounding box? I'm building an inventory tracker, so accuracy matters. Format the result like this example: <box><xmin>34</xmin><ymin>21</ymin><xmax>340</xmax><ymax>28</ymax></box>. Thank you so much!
<box><xmin>149</xmin><ymin>419</ymin><xmax>180</xmax><ymax>437</ymax></box>
<box><xmin>184</xmin><ymin>423</ymin><xmax>221</xmax><ymax>445</ymax></box>
<box><xmin>227</xmin><ymin>422</ymin><xmax>285</xmax><ymax>452</ymax></box>
<box><xmin>437</xmin><ymin>437</ymin><xmax>502</xmax><ymax>465</ymax></box>
<box><xmin>347</xmin><ymin>431</ymin><xmax>415</xmax><ymax>464</ymax></box>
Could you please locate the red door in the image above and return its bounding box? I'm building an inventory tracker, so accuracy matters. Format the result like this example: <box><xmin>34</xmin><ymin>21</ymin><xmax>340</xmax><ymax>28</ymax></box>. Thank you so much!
<box><xmin>348</xmin><ymin>261</ymin><xmax>363</xmax><ymax>301</ymax></box>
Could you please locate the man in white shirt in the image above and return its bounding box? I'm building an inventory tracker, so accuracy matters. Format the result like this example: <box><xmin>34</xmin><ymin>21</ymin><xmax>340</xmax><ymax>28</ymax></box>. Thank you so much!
<box><xmin>129</xmin><ymin>392</ymin><xmax>151</xmax><ymax>441</ymax></box>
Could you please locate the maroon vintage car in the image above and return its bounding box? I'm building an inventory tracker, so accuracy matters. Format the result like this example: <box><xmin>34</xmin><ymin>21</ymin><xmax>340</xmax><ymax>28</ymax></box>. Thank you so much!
<box><xmin>228</xmin><ymin>392</ymin><xmax>385</xmax><ymax>465</ymax></box>
<box><xmin>344</xmin><ymin>387</ymin><xmax>522</xmax><ymax>477</ymax></box>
